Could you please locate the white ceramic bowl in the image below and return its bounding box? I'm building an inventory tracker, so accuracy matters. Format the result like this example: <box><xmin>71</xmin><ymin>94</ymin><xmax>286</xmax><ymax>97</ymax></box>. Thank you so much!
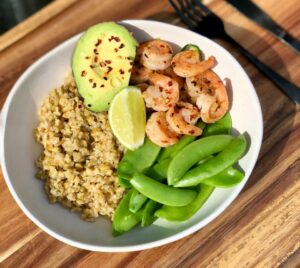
<box><xmin>0</xmin><ymin>20</ymin><xmax>263</xmax><ymax>252</ymax></box>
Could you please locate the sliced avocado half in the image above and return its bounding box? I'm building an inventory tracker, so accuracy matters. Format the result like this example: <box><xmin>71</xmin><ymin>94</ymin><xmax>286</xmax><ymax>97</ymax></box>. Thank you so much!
<box><xmin>72</xmin><ymin>22</ymin><xmax>138</xmax><ymax>112</ymax></box>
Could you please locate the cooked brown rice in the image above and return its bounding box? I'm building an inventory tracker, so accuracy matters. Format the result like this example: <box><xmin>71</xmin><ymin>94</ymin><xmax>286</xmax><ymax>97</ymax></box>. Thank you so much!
<box><xmin>34</xmin><ymin>75</ymin><xmax>125</xmax><ymax>221</ymax></box>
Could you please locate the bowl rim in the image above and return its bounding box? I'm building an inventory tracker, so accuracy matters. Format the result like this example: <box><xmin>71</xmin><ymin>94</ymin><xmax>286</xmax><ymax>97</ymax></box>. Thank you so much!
<box><xmin>0</xmin><ymin>19</ymin><xmax>263</xmax><ymax>252</ymax></box>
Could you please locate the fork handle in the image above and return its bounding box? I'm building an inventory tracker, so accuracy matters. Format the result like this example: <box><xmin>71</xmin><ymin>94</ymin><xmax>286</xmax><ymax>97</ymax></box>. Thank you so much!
<box><xmin>222</xmin><ymin>33</ymin><xmax>300</xmax><ymax>104</ymax></box>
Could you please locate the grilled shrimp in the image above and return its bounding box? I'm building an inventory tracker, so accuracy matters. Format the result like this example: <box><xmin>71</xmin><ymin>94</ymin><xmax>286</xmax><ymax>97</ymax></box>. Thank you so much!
<box><xmin>130</xmin><ymin>63</ymin><xmax>153</xmax><ymax>84</ymax></box>
<box><xmin>166</xmin><ymin>102</ymin><xmax>202</xmax><ymax>136</ymax></box>
<box><xmin>158</xmin><ymin>66</ymin><xmax>185</xmax><ymax>89</ymax></box>
<box><xmin>139</xmin><ymin>40</ymin><xmax>173</xmax><ymax>70</ymax></box>
<box><xmin>177</xmin><ymin>101</ymin><xmax>201</xmax><ymax>125</ymax></box>
<box><xmin>171</xmin><ymin>50</ymin><xmax>216</xmax><ymax>77</ymax></box>
<box><xmin>146</xmin><ymin>111</ymin><xmax>180</xmax><ymax>147</ymax></box>
<box><xmin>186</xmin><ymin>70</ymin><xmax>229</xmax><ymax>123</ymax></box>
<box><xmin>142</xmin><ymin>73</ymin><xmax>179</xmax><ymax>111</ymax></box>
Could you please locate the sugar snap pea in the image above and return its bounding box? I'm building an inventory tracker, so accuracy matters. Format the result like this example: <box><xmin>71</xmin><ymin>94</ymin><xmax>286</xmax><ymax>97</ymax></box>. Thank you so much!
<box><xmin>118</xmin><ymin>177</ymin><xmax>132</xmax><ymax>189</ymax></box>
<box><xmin>141</xmin><ymin>200</ymin><xmax>161</xmax><ymax>227</ymax></box>
<box><xmin>203</xmin><ymin>112</ymin><xmax>232</xmax><ymax>136</ymax></box>
<box><xmin>155</xmin><ymin>184</ymin><xmax>214</xmax><ymax>221</ymax></box>
<box><xmin>129</xmin><ymin>189</ymin><xmax>148</xmax><ymax>213</ymax></box>
<box><xmin>117</xmin><ymin>138</ymin><xmax>161</xmax><ymax>180</ymax></box>
<box><xmin>112</xmin><ymin>190</ymin><xmax>142</xmax><ymax>236</ymax></box>
<box><xmin>131</xmin><ymin>174</ymin><xmax>197</xmax><ymax>206</ymax></box>
<box><xmin>146</xmin><ymin>158</ymin><xmax>170</xmax><ymax>181</ymax></box>
<box><xmin>167</xmin><ymin>135</ymin><xmax>234</xmax><ymax>185</ymax></box>
<box><xmin>157</xmin><ymin>121</ymin><xmax>206</xmax><ymax>162</ymax></box>
<box><xmin>202</xmin><ymin>166</ymin><xmax>244</xmax><ymax>187</ymax></box>
<box><xmin>175</xmin><ymin>135</ymin><xmax>247</xmax><ymax>187</ymax></box>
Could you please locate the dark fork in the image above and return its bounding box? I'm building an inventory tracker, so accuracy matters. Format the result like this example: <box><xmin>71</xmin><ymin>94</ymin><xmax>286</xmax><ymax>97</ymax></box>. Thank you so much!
<box><xmin>169</xmin><ymin>0</ymin><xmax>300</xmax><ymax>104</ymax></box>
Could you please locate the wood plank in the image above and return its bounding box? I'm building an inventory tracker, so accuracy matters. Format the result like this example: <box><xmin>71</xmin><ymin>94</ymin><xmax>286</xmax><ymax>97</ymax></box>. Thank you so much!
<box><xmin>0</xmin><ymin>0</ymin><xmax>299</xmax><ymax>266</ymax></box>
<box><xmin>0</xmin><ymin>0</ymin><xmax>79</xmax><ymax>52</ymax></box>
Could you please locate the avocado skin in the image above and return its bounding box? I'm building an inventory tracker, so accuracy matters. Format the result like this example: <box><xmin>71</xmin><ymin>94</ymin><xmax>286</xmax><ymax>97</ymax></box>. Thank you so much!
<box><xmin>72</xmin><ymin>22</ymin><xmax>138</xmax><ymax>112</ymax></box>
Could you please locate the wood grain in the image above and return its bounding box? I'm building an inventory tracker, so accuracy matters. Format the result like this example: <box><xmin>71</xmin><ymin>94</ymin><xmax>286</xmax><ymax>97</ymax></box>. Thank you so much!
<box><xmin>0</xmin><ymin>0</ymin><xmax>78</xmax><ymax>52</ymax></box>
<box><xmin>0</xmin><ymin>0</ymin><xmax>299</xmax><ymax>267</ymax></box>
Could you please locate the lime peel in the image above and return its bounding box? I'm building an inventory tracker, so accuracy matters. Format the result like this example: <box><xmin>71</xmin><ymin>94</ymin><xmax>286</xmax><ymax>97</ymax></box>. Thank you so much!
<box><xmin>109</xmin><ymin>87</ymin><xmax>146</xmax><ymax>150</ymax></box>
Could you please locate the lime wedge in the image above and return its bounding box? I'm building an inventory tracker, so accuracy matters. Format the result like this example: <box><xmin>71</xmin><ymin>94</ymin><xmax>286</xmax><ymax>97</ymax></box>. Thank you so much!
<box><xmin>109</xmin><ymin>87</ymin><xmax>146</xmax><ymax>150</ymax></box>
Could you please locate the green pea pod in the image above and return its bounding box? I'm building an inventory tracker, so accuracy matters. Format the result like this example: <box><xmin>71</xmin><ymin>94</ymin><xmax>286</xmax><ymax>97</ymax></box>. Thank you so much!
<box><xmin>118</xmin><ymin>177</ymin><xmax>132</xmax><ymax>189</ymax></box>
<box><xmin>141</xmin><ymin>200</ymin><xmax>161</xmax><ymax>227</ymax></box>
<box><xmin>167</xmin><ymin>135</ymin><xmax>234</xmax><ymax>185</ymax></box>
<box><xmin>197</xmin><ymin>155</ymin><xmax>214</xmax><ymax>165</ymax></box>
<box><xmin>146</xmin><ymin>158</ymin><xmax>170</xmax><ymax>181</ymax></box>
<box><xmin>203</xmin><ymin>112</ymin><xmax>232</xmax><ymax>136</ymax></box>
<box><xmin>117</xmin><ymin>138</ymin><xmax>161</xmax><ymax>180</ymax></box>
<box><xmin>202</xmin><ymin>166</ymin><xmax>244</xmax><ymax>187</ymax></box>
<box><xmin>175</xmin><ymin>135</ymin><xmax>247</xmax><ymax>187</ymax></box>
<box><xmin>131</xmin><ymin>174</ymin><xmax>197</xmax><ymax>206</ymax></box>
<box><xmin>129</xmin><ymin>189</ymin><xmax>148</xmax><ymax>213</ymax></box>
<box><xmin>157</xmin><ymin>121</ymin><xmax>206</xmax><ymax>162</ymax></box>
<box><xmin>155</xmin><ymin>184</ymin><xmax>214</xmax><ymax>221</ymax></box>
<box><xmin>112</xmin><ymin>190</ymin><xmax>142</xmax><ymax>236</ymax></box>
<box><xmin>181</xmin><ymin>44</ymin><xmax>203</xmax><ymax>60</ymax></box>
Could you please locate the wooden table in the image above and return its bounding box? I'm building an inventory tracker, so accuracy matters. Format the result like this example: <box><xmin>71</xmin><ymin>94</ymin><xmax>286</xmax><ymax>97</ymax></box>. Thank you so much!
<box><xmin>0</xmin><ymin>0</ymin><xmax>299</xmax><ymax>267</ymax></box>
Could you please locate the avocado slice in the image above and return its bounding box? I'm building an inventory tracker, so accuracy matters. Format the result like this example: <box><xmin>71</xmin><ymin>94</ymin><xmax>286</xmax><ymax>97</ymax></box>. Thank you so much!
<box><xmin>72</xmin><ymin>22</ymin><xmax>138</xmax><ymax>112</ymax></box>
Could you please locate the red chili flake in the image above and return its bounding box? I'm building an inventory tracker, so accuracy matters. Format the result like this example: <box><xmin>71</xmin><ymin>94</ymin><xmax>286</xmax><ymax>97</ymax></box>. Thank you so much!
<box><xmin>189</xmin><ymin>130</ymin><xmax>195</xmax><ymax>134</ymax></box>
<box><xmin>107</xmin><ymin>66</ymin><xmax>113</xmax><ymax>74</ymax></box>
<box><xmin>129</xmin><ymin>61</ymin><xmax>133</xmax><ymax>66</ymax></box>
<box><xmin>89</xmin><ymin>65</ymin><xmax>94</xmax><ymax>69</ymax></box>
<box><xmin>168</xmin><ymin>49</ymin><xmax>172</xmax><ymax>54</ymax></box>
<box><xmin>100</xmin><ymin>62</ymin><xmax>106</xmax><ymax>67</ymax></box>
<box><xmin>108</xmin><ymin>36</ymin><xmax>114</xmax><ymax>42</ymax></box>
<box><xmin>85</xmin><ymin>56</ymin><xmax>90</xmax><ymax>59</ymax></box>
<box><xmin>115</xmin><ymin>36</ymin><xmax>120</xmax><ymax>42</ymax></box>
<box><xmin>160</xmin><ymin>44</ymin><xmax>165</xmax><ymax>48</ymax></box>
<box><xmin>114</xmin><ymin>48</ymin><xmax>119</xmax><ymax>52</ymax></box>
<box><xmin>78</xmin><ymin>104</ymin><xmax>82</xmax><ymax>108</ymax></box>
<box><xmin>176</xmin><ymin>124</ymin><xmax>180</xmax><ymax>128</ymax></box>
<box><xmin>105</xmin><ymin>60</ymin><xmax>112</xmax><ymax>64</ymax></box>
<box><xmin>191</xmin><ymin>81</ymin><xmax>197</xmax><ymax>86</ymax></box>
<box><xmin>119</xmin><ymin>43</ymin><xmax>125</xmax><ymax>49</ymax></box>
<box><xmin>144</xmin><ymin>53</ymin><xmax>148</xmax><ymax>58</ymax></box>
<box><xmin>157</xmin><ymin>121</ymin><xmax>161</xmax><ymax>125</ymax></box>
<box><xmin>94</xmin><ymin>56</ymin><xmax>98</xmax><ymax>63</ymax></box>
<box><xmin>203</xmin><ymin>78</ymin><xmax>210</xmax><ymax>84</ymax></box>
<box><xmin>87</xmin><ymin>104</ymin><xmax>92</xmax><ymax>107</ymax></box>
<box><xmin>81</xmin><ymin>70</ymin><xmax>87</xmax><ymax>77</ymax></box>
<box><xmin>162</xmin><ymin>140</ymin><xmax>168</xmax><ymax>143</ymax></box>
<box><xmin>92</xmin><ymin>82</ymin><xmax>97</xmax><ymax>88</ymax></box>
<box><xmin>119</xmin><ymin>69</ymin><xmax>125</xmax><ymax>75</ymax></box>
<box><xmin>95</xmin><ymin>39</ymin><xmax>102</xmax><ymax>46</ymax></box>
<box><xmin>163</xmin><ymin>60</ymin><xmax>167</xmax><ymax>64</ymax></box>
<box><xmin>168</xmin><ymin>81</ymin><xmax>173</xmax><ymax>86</ymax></box>
<box><xmin>104</xmin><ymin>77</ymin><xmax>108</xmax><ymax>80</ymax></box>
<box><xmin>159</xmin><ymin>86</ymin><xmax>163</xmax><ymax>90</ymax></box>
<box><xmin>100</xmin><ymin>84</ymin><xmax>105</xmax><ymax>87</ymax></box>
<box><xmin>171</xmin><ymin>62</ymin><xmax>176</xmax><ymax>67</ymax></box>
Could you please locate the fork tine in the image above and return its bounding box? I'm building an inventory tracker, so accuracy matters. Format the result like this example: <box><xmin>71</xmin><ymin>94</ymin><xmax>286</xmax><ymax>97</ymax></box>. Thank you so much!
<box><xmin>184</xmin><ymin>0</ymin><xmax>206</xmax><ymax>21</ymax></box>
<box><xmin>169</xmin><ymin>0</ymin><xmax>197</xmax><ymax>29</ymax></box>
<box><xmin>193</xmin><ymin>0</ymin><xmax>213</xmax><ymax>15</ymax></box>
<box><xmin>182</xmin><ymin>0</ymin><xmax>203</xmax><ymax>23</ymax></box>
